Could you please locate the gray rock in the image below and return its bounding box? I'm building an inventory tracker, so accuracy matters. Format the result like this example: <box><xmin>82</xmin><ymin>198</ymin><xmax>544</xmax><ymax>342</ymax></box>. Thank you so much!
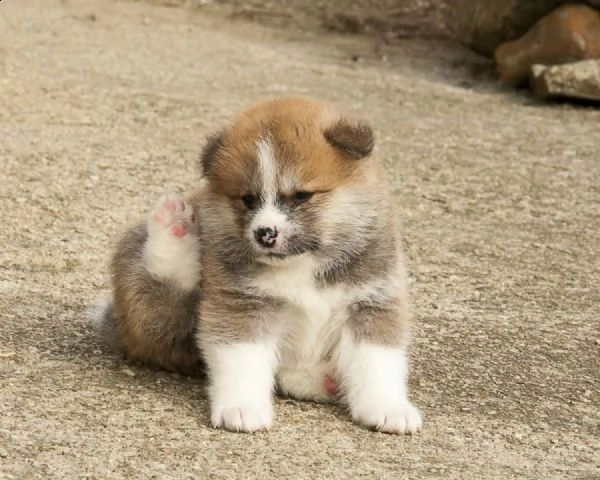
<box><xmin>531</xmin><ymin>60</ymin><xmax>600</xmax><ymax>101</ymax></box>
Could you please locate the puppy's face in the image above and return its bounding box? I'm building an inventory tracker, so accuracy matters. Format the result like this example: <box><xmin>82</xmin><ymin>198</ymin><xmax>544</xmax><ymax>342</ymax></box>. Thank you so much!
<box><xmin>200</xmin><ymin>98</ymin><xmax>376</xmax><ymax>265</ymax></box>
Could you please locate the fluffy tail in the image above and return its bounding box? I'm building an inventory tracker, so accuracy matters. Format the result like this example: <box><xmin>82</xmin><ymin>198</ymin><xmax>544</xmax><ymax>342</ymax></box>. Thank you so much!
<box><xmin>88</xmin><ymin>296</ymin><xmax>123</xmax><ymax>353</ymax></box>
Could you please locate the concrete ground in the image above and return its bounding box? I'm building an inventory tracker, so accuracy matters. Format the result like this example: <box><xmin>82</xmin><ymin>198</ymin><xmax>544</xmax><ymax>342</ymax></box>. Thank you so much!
<box><xmin>1</xmin><ymin>0</ymin><xmax>598</xmax><ymax>478</ymax></box>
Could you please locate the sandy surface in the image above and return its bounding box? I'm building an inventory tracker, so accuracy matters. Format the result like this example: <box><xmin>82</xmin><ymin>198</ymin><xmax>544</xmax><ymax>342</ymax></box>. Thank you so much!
<box><xmin>1</xmin><ymin>1</ymin><xmax>598</xmax><ymax>478</ymax></box>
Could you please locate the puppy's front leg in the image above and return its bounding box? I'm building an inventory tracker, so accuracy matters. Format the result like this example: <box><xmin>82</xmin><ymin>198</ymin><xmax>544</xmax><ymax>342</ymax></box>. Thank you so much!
<box><xmin>200</xmin><ymin>295</ymin><xmax>279</xmax><ymax>433</ymax></box>
<box><xmin>204</xmin><ymin>342</ymin><xmax>277</xmax><ymax>432</ymax></box>
<box><xmin>337</xmin><ymin>298</ymin><xmax>422</xmax><ymax>435</ymax></box>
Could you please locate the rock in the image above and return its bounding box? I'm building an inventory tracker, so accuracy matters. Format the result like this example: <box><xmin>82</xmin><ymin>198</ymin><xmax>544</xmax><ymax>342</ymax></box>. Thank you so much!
<box><xmin>531</xmin><ymin>60</ymin><xmax>600</xmax><ymax>101</ymax></box>
<box><xmin>446</xmin><ymin>1</ymin><xmax>600</xmax><ymax>56</ymax></box>
<box><xmin>495</xmin><ymin>4</ymin><xmax>600</xmax><ymax>86</ymax></box>
<box><xmin>448</xmin><ymin>0</ymin><xmax>562</xmax><ymax>56</ymax></box>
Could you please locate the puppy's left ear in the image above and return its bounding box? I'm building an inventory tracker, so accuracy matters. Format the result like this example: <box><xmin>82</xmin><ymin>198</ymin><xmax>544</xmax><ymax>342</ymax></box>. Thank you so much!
<box><xmin>324</xmin><ymin>118</ymin><xmax>374</xmax><ymax>160</ymax></box>
<box><xmin>199</xmin><ymin>131</ymin><xmax>224</xmax><ymax>175</ymax></box>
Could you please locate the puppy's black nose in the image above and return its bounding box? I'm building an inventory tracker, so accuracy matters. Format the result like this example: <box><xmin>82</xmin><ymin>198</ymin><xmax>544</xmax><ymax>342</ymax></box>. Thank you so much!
<box><xmin>255</xmin><ymin>227</ymin><xmax>278</xmax><ymax>248</ymax></box>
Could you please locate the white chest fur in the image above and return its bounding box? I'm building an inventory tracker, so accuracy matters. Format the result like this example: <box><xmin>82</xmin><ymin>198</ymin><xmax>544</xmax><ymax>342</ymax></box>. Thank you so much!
<box><xmin>250</xmin><ymin>257</ymin><xmax>348</xmax><ymax>365</ymax></box>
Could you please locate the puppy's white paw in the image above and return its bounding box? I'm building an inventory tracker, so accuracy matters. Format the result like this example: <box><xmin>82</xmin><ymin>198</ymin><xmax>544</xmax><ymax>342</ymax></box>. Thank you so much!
<box><xmin>144</xmin><ymin>193</ymin><xmax>200</xmax><ymax>289</ymax></box>
<box><xmin>206</xmin><ymin>342</ymin><xmax>277</xmax><ymax>433</ymax></box>
<box><xmin>352</xmin><ymin>401</ymin><xmax>422</xmax><ymax>435</ymax></box>
<box><xmin>211</xmin><ymin>403</ymin><xmax>273</xmax><ymax>433</ymax></box>
<box><xmin>148</xmin><ymin>193</ymin><xmax>195</xmax><ymax>239</ymax></box>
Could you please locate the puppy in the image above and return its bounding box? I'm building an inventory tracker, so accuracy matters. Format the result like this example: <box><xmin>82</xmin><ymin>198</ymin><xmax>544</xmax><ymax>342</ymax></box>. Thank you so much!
<box><xmin>92</xmin><ymin>97</ymin><xmax>422</xmax><ymax>434</ymax></box>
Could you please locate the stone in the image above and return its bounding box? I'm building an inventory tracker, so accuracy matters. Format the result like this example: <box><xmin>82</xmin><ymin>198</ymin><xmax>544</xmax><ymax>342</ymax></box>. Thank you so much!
<box><xmin>531</xmin><ymin>60</ymin><xmax>600</xmax><ymax>101</ymax></box>
<box><xmin>448</xmin><ymin>0</ymin><xmax>563</xmax><ymax>56</ymax></box>
<box><xmin>495</xmin><ymin>4</ymin><xmax>600</xmax><ymax>86</ymax></box>
<box><xmin>446</xmin><ymin>1</ymin><xmax>600</xmax><ymax>56</ymax></box>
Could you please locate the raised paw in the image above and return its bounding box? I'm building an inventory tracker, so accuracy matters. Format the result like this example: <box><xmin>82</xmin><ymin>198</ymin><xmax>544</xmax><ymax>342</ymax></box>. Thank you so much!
<box><xmin>352</xmin><ymin>401</ymin><xmax>422</xmax><ymax>435</ymax></box>
<box><xmin>211</xmin><ymin>404</ymin><xmax>273</xmax><ymax>433</ymax></box>
<box><xmin>143</xmin><ymin>193</ymin><xmax>201</xmax><ymax>290</ymax></box>
<box><xmin>148</xmin><ymin>193</ymin><xmax>195</xmax><ymax>239</ymax></box>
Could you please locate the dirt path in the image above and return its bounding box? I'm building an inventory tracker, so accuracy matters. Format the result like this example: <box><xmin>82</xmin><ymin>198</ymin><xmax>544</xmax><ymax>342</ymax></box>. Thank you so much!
<box><xmin>1</xmin><ymin>1</ymin><xmax>598</xmax><ymax>478</ymax></box>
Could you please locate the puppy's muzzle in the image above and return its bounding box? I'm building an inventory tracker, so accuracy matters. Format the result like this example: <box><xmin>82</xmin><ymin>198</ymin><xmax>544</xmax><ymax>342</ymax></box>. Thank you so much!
<box><xmin>254</xmin><ymin>227</ymin><xmax>278</xmax><ymax>248</ymax></box>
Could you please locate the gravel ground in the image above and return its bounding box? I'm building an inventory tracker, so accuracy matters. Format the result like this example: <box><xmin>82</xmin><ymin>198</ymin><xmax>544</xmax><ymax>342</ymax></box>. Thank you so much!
<box><xmin>1</xmin><ymin>1</ymin><xmax>598</xmax><ymax>478</ymax></box>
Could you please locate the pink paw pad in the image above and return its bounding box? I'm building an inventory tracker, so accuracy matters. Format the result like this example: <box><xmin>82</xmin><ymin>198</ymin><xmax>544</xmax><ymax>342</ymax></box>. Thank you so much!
<box><xmin>170</xmin><ymin>224</ymin><xmax>188</xmax><ymax>238</ymax></box>
<box><xmin>162</xmin><ymin>196</ymin><xmax>185</xmax><ymax>213</ymax></box>
<box><xmin>149</xmin><ymin>193</ymin><xmax>194</xmax><ymax>238</ymax></box>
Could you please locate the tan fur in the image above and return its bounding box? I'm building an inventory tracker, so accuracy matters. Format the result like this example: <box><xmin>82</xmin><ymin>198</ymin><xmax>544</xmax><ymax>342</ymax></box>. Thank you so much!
<box><xmin>205</xmin><ymin>98</ymin><xmax>369</xmax><ymax>197</ymax></box>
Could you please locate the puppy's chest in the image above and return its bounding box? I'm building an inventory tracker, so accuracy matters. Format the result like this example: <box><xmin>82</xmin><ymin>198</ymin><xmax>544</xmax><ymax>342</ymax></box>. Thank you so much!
<box><xmin>250</xmin><ymin>263</ymin><xmax>349</xmax><ymax>359</ymax></box>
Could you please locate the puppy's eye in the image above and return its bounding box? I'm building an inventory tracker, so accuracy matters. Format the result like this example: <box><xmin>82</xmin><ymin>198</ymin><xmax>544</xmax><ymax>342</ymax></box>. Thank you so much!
<box><xmin>242</xmin><ymin>194</ymin><xmax>257</xmax><ymax>209</ymax></box>
<box><xmin>293</xmin><ymin>191</ymin><xmax>314</xmax><ymax>203</ymax></box>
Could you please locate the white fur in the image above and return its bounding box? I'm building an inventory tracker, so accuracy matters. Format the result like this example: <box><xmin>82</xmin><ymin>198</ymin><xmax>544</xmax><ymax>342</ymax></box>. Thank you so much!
<box><xmin>250</xmin><ymin>256</ymin><xmax>345</xmax><ymax>362</ymax></box>
<box><xmin>336</xmin><ymin>330</ymin><xmax>422</xmax><ymax>434</ymax></box>
<box><xmin>248</xmin><ymin>256</ymin><xmax>342</xmax><ymax>405</ymax></box>
<box><xmin>205</xmin><ymin>342</ymin><xmax>277</xmax><ymax>432</ymax></box>
<box><xmin>277</xmin><ymin>361</ymin><xmax>334</xmax><ymax>403</ymax></box>
<box><xmin>250</xmin><ymin>139</ymin><xmax>294</xmax><ymax>253</ymax></box>
<box><xmin>144</xmin><ymin>194</ymin><xmax>200</xmax><ymax>291</ymax></box>
<box><xmin>256</xmin><ymin>138</ymin><xmax>277</xmax><ymax>204</ymax></box>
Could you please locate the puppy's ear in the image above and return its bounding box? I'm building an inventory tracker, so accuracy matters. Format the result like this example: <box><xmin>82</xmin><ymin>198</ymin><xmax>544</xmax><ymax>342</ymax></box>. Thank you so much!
<box><xmin>324</xmin><ymin>118</ymin><xmax>374</xmax><ymax>160</ymax></box>
<box><xmin>199</xmin><ymin>131</ymin><xmax>224</xmax><ymax>175</ymax></box>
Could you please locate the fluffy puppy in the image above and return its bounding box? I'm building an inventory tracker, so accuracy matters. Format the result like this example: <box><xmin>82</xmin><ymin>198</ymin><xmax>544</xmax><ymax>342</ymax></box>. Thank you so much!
<box><xmin>93</xmin><ymin>97</ymin><xmax>422</xmax><ymax>434</ymax></box>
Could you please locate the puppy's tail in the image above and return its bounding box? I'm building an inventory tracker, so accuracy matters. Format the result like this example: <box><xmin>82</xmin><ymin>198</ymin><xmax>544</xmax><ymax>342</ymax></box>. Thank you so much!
<box><xmin>88</xmin><ymin>296</ymin><xmax>123</xmax><ymax>353</ymax></box>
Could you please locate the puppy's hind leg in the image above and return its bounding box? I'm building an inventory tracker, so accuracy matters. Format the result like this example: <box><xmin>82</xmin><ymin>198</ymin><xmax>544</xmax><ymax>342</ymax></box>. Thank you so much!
<box><xmin>144</xmin><ymin>193</ymin><xmax>201</xmax><ymax>290</ymax></box>
<box><xmin>92</xmin><ymin>193</ymin><xmax>203</xmax><ymax>375</ymax></box>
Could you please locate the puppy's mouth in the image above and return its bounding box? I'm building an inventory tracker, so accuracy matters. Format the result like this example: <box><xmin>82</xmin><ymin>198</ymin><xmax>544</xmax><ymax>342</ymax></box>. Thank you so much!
<box><xmin>256</xmin><ymin>243</ymin><xmax>316</xmax><ymax>260</ymax></box>
<box><xmin>255</xmin><ymin>251</ymin><xmax>291</xmax><ymax>266</ymax></box>
<box><xmin>255</xmin><ymin>249</ymin><xmax>309</xmax><ymax>265</ymax></box>
<box><xmin>258</xmin><ymin>251</ymin><xmax>295</xmax><ymax>262</ymax></box>
<box><xmin>266</xmin><ymin>252</ymin><xmax>287</xmax><ymax>259</ymax></box>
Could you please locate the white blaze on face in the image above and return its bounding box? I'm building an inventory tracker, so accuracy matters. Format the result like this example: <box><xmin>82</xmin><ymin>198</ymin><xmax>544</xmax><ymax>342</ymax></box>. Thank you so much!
<box><xmin>249</xmin><ymin>138</ymin><xmax>290</xmax><ymax>251</ymax></box>
<box><xmin>257</xmin><ymin>139</ymin><xmax>277</xmax><ymax>204</ymax></box>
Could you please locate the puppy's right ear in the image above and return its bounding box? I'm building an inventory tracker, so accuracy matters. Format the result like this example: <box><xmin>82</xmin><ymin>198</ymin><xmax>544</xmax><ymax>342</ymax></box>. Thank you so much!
<box><xmin>199</xmin><ymin>131</ymin><xmax>224</xmax><ymax>175</ymax></box>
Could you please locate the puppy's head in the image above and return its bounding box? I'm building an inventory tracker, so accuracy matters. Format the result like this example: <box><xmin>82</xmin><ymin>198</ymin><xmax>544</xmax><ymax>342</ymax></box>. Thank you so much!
<box><xmin>200</xmin><ymin>97</ymin><xmax>378</xmax><ymax>265</ymax></box>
